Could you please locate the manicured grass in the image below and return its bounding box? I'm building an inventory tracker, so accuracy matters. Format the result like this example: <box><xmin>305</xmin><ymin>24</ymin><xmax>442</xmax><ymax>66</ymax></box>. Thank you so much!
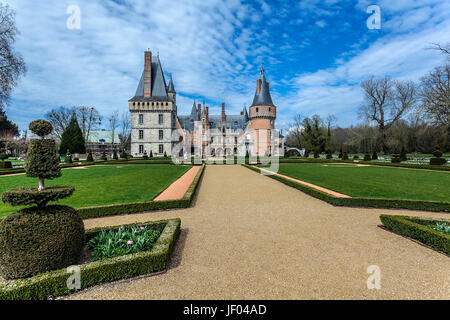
<box><xmin>0</xmin><ymin>165</ymin><xmax>190</xmax><ymax>217</ymax></box>
<box><xmin>262</xmin><ymin>163</ymin><xmax>450</xmax><ymax>202</ymax></box>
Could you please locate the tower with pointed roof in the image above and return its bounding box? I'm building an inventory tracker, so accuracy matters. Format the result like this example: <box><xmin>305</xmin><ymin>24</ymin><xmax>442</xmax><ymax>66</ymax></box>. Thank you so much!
<box><xmin>129</xmin><ymin>51</ymin><xmax>177</xmax><ymax>157</ymax></box>
<box><xmin>248</xmin><ymin>66</ymin><xmax>277</xmax><ymax>156</ymax></box>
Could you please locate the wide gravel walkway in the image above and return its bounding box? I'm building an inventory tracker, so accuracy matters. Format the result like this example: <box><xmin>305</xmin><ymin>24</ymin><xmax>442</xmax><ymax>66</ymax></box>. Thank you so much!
<box><xmin>67</xmin><ymin>165</ymin><xmax>449</xmax><ymax>300</ymax></box>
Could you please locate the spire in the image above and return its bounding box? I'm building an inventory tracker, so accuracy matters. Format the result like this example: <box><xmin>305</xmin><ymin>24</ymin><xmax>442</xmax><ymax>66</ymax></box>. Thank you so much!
<box><xmin>190</xmin><ymin>99</ymin><xmax>199</xmax><ymax>120</ymax></box>
<box><xmin>251</xmin><ymin>65</ymin><xmax>274</xmax><ymax>107</ymax></box>
<box><xmin>243</xmin><ymin>104</ymin><xmax>249</xmax><ymax>122</ymax></box>
<box><xmin>167</xmin><ymin>73</ymin><xmax>175</xmax><ymax>93</ymax></box>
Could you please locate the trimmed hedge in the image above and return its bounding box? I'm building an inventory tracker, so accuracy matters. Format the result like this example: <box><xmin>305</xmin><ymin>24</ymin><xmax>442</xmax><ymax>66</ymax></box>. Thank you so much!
<box><xmin>243</xmin><ymin>164</ymin><xmax>450</xmax><ymax>212</ymax></box>
<box><xmin>77</xmin><ymin>164</ymin><xmax>205</xmax><ymax>219</ymax></box>
<box><xmin>0</xmin><ymin>218</ymin><xmax>181</xmax><ymax>300</ymax></box>
<box><xmin>380</xmin><ymin>215</ymin><xmax>450</xmax><ymax>255</ymax></box>
<box><xmin>0</xmin><ymin>205</ymin><xmax>85</xmax><ymax>279</ymax></box>
<box><xmin>2</xmin><ymin>186</ymin><xmax>74</xmax><ymax>207</ymax></box>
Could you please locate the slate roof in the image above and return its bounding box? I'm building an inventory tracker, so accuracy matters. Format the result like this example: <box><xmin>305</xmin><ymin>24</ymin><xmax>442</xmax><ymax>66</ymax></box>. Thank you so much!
<box><xmin>167</xmin><ymin>74</ymin><xmax>175</xmax><ymax>93</ymax></box>
<box><xmin>251</xmin><ymin>68</ymin><xmax>275</xmax><ymax>107</ymax></box>
<box><xmin>130</xmin><ymin>56</ymin><xmax>170</xmax><ymax>101</ymax></box>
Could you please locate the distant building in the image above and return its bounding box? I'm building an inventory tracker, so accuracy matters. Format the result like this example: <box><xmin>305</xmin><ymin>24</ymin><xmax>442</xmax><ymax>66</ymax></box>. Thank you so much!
<box><xmin>129</xmin><ymin>51</ymin><xmax>284</xmax><ymax>158</ymax></box>
<box><xmin>86</xmin><ymin>130</ymin><xmax>120</xmax><ymax>155</ymax></box>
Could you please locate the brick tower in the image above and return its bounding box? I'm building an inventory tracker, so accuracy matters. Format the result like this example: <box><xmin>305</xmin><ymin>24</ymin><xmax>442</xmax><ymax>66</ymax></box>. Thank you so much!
<box><xmin>248</xmin><ymin>66</ymin><xmax>276</xmax><ymax>157</ymax></box>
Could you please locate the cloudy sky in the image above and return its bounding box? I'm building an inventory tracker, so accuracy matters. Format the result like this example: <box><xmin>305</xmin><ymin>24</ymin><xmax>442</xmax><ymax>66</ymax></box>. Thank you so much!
<box><xmin>4</xmin><ymin>0</ymin><xmax>450</xmax><ymax>133</ymax></box>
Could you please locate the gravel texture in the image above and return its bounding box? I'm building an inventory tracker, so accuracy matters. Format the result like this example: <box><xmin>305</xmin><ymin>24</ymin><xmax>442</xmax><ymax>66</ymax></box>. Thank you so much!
<box><xmin>66</xmin><ymin>165</ymin><xmax>450</xmax><ymax>300</ymax></box>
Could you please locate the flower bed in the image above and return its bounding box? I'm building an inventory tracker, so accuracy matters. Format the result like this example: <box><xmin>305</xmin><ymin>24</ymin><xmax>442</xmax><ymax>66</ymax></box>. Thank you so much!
<box><xmin>0</xmin><ymin>218</ymin><xmax>181</xmax><ymax>300</ymax></box>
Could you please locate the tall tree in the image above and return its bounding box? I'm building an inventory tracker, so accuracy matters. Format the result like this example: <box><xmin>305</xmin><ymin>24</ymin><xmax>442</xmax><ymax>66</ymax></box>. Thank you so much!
<box><xmin>45</xmin><ymin>106</ymin><xmax>101</xmax><ymax>140</ymax></box>
<box><xmin>108</xmin><ymin>110</ymin><xmax>119</xmax><ymax>146</ymax></box>
<box><xmin>120</xmin><ymin>111</ymin><xmax>130</xmax><ymax>152</ymax></box>
<box><xmin>286</xmin><ymin>114</ymin><xmax>303</xmax><ymax>148</ymax></box>
<box><xmin>59</xmin><ymin>114</ymin><xmax>86</xmax><ymax>154</ymax></box>
<box><xmin>0</xmin><ymin>108</ymin><xmax>18</xmax><ymax>136</ymax></box>
<box><xmin>0</xmin><ymin>4</ymin><xmax>26</xmax><ymax>111</ymax></box>
<box><xmin>360</xmin><ymin>76</ymin><xmax>417</xmax><ymax>153</ymax></box>
<box><xmin>301</xmin><ymin>115</ymin><xmax>326</xmax><ymax>155</ymax></box>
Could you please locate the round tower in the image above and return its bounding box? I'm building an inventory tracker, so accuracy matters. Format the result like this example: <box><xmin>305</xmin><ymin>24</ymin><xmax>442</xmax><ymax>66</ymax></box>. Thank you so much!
<box><xmin>248</xmin><ymin>67</ymin><xmax>276</xmax><ymax>156</ymax></box>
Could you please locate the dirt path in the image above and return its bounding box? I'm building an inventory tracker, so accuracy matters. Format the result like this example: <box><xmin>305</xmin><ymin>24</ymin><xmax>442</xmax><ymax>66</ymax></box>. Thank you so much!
<box><xmin>67</xmin><ymin>165</ymin><xmax>449</xmax><ymax>300</ymax></box>
<box><xmin>154</xmin><ymin>166</ymin><xmax>201</xmax><ymax>201</ymax></box>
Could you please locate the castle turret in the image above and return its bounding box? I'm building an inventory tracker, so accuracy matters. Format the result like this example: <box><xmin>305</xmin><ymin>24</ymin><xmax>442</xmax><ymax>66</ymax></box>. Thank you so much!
<box><xmin>248</xmin><ymin>66</ymin><xmax>277</xmax><ymax>156</ymax></box>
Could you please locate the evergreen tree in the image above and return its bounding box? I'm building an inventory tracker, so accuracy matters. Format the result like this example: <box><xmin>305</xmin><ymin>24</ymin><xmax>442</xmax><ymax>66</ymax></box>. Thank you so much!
<box><xmin>59</xmin><ymin>115</ymin><xmax>85</xmax><ymax>154</ymax></box>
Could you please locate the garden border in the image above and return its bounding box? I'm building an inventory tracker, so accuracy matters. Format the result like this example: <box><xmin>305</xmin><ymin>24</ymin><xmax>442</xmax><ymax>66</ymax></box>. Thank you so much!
<box><xmin>0</xmin><ymin>218</ymin><xmax>181</xmax><ymax>300</ymax></box>
<box><xmin>76</xmin><ymin>163</ymin><xmax>205</xmax><ymax>219</ymax></box>
<box><xmin>242</xmin><ymin>164</ymin><xmax>450</xmax><ymax>212</ymax></box>
<box><xmin>379</xmin><ymin>215</ymin><xmax>450</xmax><ymax>255</ymax></box>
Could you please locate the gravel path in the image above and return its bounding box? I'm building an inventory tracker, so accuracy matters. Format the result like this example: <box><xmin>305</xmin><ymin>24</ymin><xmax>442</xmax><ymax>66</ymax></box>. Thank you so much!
<box><xmin>67</xmin><ymin>165</ymin><xmax>450</xmax><ymax>300</ymax></box>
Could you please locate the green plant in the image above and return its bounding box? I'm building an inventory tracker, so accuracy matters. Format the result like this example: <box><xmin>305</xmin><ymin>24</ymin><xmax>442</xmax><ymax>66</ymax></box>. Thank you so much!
<box><xmin>353</xmin><ymin>155</ymin><xmax>359</xmax><ymax>160</ymax></box>
<box><xmin>371</xmin><ymin>150</ymin><xmax>378</xmax><ymax>160</ymax></box>
<box><xmin>391</xmin><ymin>155</ymin><xmax>401</xmax><ymax>163</ymax></box>
<box><xmin>400</xmin><ymin>147</ymin><xmax>407</xmax><ymax>161</ymax></box>
<box><xmin>0</xmin><ymin>218</ymin><xmax>180</xmax><ymax>300</ymax></box>
<box><xmin>363</xmin><ymin>154</ymin><xmax>371</xmax><ymax>161</ymax></box>
<box><xmin>430</xmin><ymin>148</ymin><xmax>446</xmax><ymax>165</ymax></box>
<box><xmin>428</xmin><ymin>222</ymin><xmax>450</xmax><ymax>235</ymax></box>
<box><xmin>338</xmin><ymin>148</ymin><xmax>343</xmax><ymax>159</ymax></box>
<box><xmin>88</xmin><ymin>225</ymin><xmax>161</xmax><ymax>261</ymax></box>
<box><xmin>113</xmin><ymin>150</ymin><xmax>118</xmax><ymax>160</ymax></box>
<box><xmin>0</xmin><ymin>120</ymin><xmax>84</xmax><ymax>279</ymax></box>
<box><xmin>143</xmin><ymin>151</ymin><xmax>148</xmax><ymax>159</ymax></box>
<box><xmin>380</xmin><ymin>215</ymin><xmax>449</xmax><ymax>255</ymax></box>
<box><xmin>342</xmin><ymin>152</ymin><xmax>349</xmax><ymax>160</ymax></box>
<box><xmin>101</xmin><ymin>151</ymin><xmax>107</xmax><ymax>160</ymax></box>
<box><xmin>59</xmin><ymin>115</ymin><xmax>86</xmax><ymax>155</ymax></box>
<box><xmin>164</xmin><ymin>151</ymin><xmax>167</xmax><ymax>158</ymax></box>
<box><xmin>0</xmin><ymin>205</ymin><xmax>85</xmax><ymax>279</ymax></box>
<box><xmin>65</xmin><ymin>150</ymin><xmax>72</xmax><ymax>164</ymax></box>
<box><xmin>149</xmin><ymin>150</ymin><xmax>153</xmax><ymax>158</ymax></box>
<box><xmin>86</xmin><ymin>152</ymin><xmax>94</xmax><ymax>162</ymax></box>
<box><xmin>0</xmin><ymin>154</ymin><xmax>8</xmax><ymax>161</ymax></box>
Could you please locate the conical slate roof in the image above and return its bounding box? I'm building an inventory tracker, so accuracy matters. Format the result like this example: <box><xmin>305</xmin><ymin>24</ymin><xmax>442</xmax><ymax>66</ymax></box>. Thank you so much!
<box><xmin>251</xmin><ymin>68</ymin><xmax>274</xmax><ymax>107</ymax></box>
<box><xmin>131</xmin><ymin>56</ymin><xmax>170</xmax><ymax>100</ymax></box>
<box><xmin>167</xmin><ymin>74</ymin><xmax>175</xmax><ymax>93</ymax></box>
<box><xmin>190</xmin><ymin>100</ymin><xmax>199</xmax><ymax>120</ymax></box>
<box><xmin>243</xmin><ymin>105</ymin><xmax>249</xmax><ymax>122</ymax></box>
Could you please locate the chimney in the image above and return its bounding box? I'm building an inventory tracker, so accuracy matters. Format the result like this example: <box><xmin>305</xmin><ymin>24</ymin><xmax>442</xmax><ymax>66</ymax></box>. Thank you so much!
<box><xmin>257</xmin><ymin>79</ymin><xmax>261</xmax><ymax>94</ymax></box>
<box><xmin>144</xmin><ymin>51</ymin><xmax>152</xmax><ymax>97</ymax></box>
<box><xmin>205</xmin><ymin>106</ymin><xmax>209</xmax><ymax>124</ymax></box>
<box><xmin>222</xmin><ymin>103</ymin><xmax>226</xmax><ymax>123</ymax></box>
<box><xmin>198</xmin><ymin>104</ymin><xmax>202</xmax><ymax>119</ymax></box>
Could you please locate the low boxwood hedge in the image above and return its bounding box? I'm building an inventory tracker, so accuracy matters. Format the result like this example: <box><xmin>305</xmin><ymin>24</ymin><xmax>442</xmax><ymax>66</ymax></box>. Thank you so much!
<box><xmin>243</xmin><ymin>164</ymin><xmax>450</xmax><ymax>212</ymax></box>
<box><xmin>379</xmin><ymin>215</ymin><xmax>449</xmax><ymax>255</ymax></box>
<box><xmin>77</xmin><ymin>164</ymin><xmax>205</xmax><ymax>219</ymax></box>
<box><xmin>0</xmin><ymin>218</ymin><xmax>181</xmax><ymax>300</ymax></box>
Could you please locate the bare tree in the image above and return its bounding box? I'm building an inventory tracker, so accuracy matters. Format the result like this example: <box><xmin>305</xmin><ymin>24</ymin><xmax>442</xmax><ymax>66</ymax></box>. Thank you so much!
<box><xmin>427</xmin><ymin>42</ymin><xmax>450</xmax><ymax>61</ymax></box>
<box><xmin>0</xmin><ymin>4</ymin><xmax>26</xmax><ymax>111</ymax></box>
<box><xmin>108</xmin><ymin>110</ymin><xmax>119</xmax><ymax>146</ymax></box>
<box><xmin>419</xmin><ymin>65</ymin><xmax>450</xmax><ymax>127</ymax></box>
<box><xmin>120</xmin><ymin>111</ymin><xmax>130</xmax><ymax>152</ymax></box>
<box><xmin>360</xmin><ymin>76</ymin><xmax>417</xmax><ymax>153</ymax></box>
<box><xmin>75</xmin><ymin>106</ymin><xmax>102</xmax><ymax>141</ymax></box>
<box><xmin>286</xmin><ymin>114</ymin><xmax>303</xmax><ymax>148</ymax></box>
<box><xmin>44</xmin><ymin>106</ymin><xmax>73</xmax><ymax>139</ymax></box>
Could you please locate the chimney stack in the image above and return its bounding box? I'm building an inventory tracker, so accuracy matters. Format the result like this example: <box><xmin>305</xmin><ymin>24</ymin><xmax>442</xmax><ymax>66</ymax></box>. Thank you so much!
<box><xmin>205</xmin><ymin>106</ymin><xmax>209</xmax><ymax>124</ymax></box>
<box><xmin>198</xmin><ymin>104</ymin><xmax>202</xmax><ymax>119</ymax></box>
<box><xmin>256</xmin><ymin>79</ymin><xmax>262</xmax><ymax>94</ymax></box>
<box><xmin>144</xmin><ymin>51</ymin><xmax>152</xmax><ymax>97</ymax></box>
<box><xmin>222</xmin><ymin>103</ymin><xmax>226</xmax><ymax>123</ymax></box>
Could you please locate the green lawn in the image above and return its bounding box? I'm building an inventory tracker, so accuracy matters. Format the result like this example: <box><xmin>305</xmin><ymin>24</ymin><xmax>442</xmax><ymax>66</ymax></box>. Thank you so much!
<box><xmin>0</xmin><ymin>165</ymin><xmax>191</xmax><ymax>217</ymax></box>
<box><xmin>262</xmin><ymin>163</ymin><xmax>450</xmax><ymax>202</ymax></box>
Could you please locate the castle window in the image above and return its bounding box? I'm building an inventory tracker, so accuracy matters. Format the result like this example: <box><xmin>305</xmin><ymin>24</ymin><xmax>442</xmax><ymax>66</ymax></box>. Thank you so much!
<box><xmin>139</xmin><ymin>145</ymin><xmax>144</xmax><ymax>154</ymax></box>
<box><xmin>152</xmin><ymin>102</ymin><xmax>154</xmax><ymax>106</ymax></box>
<box><xmin>147</xmin><ymin>102</ymin><xmax>149</xmax><ymax>106</ymax></box>
<box><xmin>256</xmin><ymin>108</ymin><xmax>259</xmax><ymax>113</ymax></box>
<box><xmin>159</xmin><ymin>144</ymin><xmax>164</xmax><ymax>153</ymax></box>
<box><xmin>158</xmin><ymin>114</ymin><xmax>163</xmax><ymax>124</ymax></box>
<box><xmin>166</xmin><ymin>102</ymin><xmax>168</xmax><ymax>106</ymax></box>
<box><xmin>235</xmin><ymin>137</ymin><xmax>238</xmax><ymax>144</ymax></box>
<box><xmin>139</xmin><ymin>130</ymin><xmax>144</xmax><ymax>140</ymax></box>
<box><xmin>138</xmin><ymin>102</ymin><xmax>140</xmax><ymax>106</ymax></box>
<box><xmin>269</xmin><ymin>108</ymin><xmax>271</xmax><ymax>112</ymax></box>
<box><xmin>133</xmin><ymin>102</ymin><xmax>135</xmax><ymax>106</ymax></box>
<box><xmin>139</xmin><ymin>114</ymin><xmax>144</xmax><ymax>124</ymax></box>
<box><xmin>159</xmin><ymin>130</ymin><xmax>164</xmax><ymax>140</ymax></box>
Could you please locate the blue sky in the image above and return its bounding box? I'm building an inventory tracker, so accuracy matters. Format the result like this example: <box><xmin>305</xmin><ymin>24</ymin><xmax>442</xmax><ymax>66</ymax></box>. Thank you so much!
<box><xmin>4</xmin><ymin>0</ymin><xmax>450</xmax><ymax>133</ymax></box>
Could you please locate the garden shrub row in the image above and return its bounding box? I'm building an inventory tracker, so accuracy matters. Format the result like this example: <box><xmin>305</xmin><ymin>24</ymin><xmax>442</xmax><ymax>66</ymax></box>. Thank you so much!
<box><xmin>77</xmin><ymin>164</ymin><xmax>205</xmax><ymax>219</ymax></box>
<box><xmin>278</xmin><ymin>157</ymin><xmax>450</xmax><ymax>171</ymax></box>
<box><xmin>243</xmin><ymin>164</ymin><xmax>450</xmax><ymax>213</ymax></box>
<box><xmin>379</xmin><ymin>215</ymin><xmax>449</xmax><ymax>255</ymax></box>
<box><xmin>0</xmin><ymin>218</ymin><xmax>181</xmax><ymax>300</ymax></box>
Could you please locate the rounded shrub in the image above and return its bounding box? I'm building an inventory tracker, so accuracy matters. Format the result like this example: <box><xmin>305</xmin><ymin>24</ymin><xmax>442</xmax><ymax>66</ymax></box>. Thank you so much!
<box><xmin>0</xmin><ymin>154</ymin><xmax>8</xmax><ymax>161</ymax></box>
<box><xmin>0</xmin><ymin>161</ymin><xmax>12</xmax><ymax>169</ymax></box>
<box><xmin>391</xmin><ymin>155</ymin><xmax>401</xmax><ymax>163</ymax></box>
<box><xmin>372</xmin><ymin>151</ymin><xmax>378</xmax><ymax>160</ymax></box>
<box><xmin>430</xmin><ymin>157</ymin><xmax>447</xmax><ymax>165</ymax></box>
<box><xmin>29</xmin><ymin>120</ymin><xmax>53</xmax><ymax>137</ymax></box>
<box><xmin>2</xmin><ymin>186</ymin><xmax>74</xmax><ymax>208</ymax></box>
<box><xmin>342</xmin><ymin>152</ymin><xmax>349</xmax><ymax>160</ymax></box>
<box><xmin>25</xmin><ymin>139</ymin><xmax>61</xmax><ymax>180</ymax></box>
<box><xmin>433</xmin><ymin>149</ymin><xmax>443</xmax><ymax>158</ymax></box>
<box><xmin>0</xmin><ymin>205</ymin><xmax>85</xmax><ymax>279</ymax></box>
<box><xmin>363</xmin><ymin>154</ymin><xmax>371</xmax><ymax>161</ymax></box>
<box><xmin>143</xmin><ymin>151</ymin><xmax>148</xmax><ymax>159</ymax></box>
<box><xmin>353</xmin><ymin>155</ymin><xmax>359</xmax><ymax>160</ymax></box>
